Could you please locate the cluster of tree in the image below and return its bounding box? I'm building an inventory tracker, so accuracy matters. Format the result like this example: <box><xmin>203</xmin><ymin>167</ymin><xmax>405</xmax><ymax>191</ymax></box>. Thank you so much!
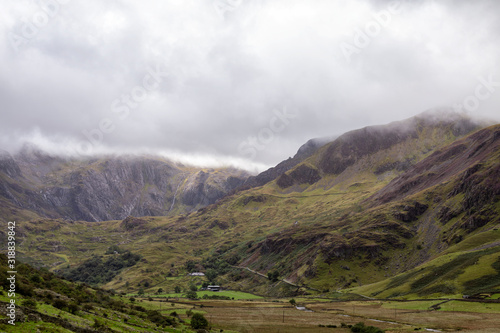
<box><xmin>201</xmin><ymin>294</ymin><xmax>231</xmax><ymax>300</ymax></box>
<box><xmin>61</xmin><ymin>250</ymin><xmax>141</xmax><ymax>285</ymax></box>
<box><xmin>185</xmin><ymin>248</ymin><xmax>238</xmax><ymax>284</ymax></box>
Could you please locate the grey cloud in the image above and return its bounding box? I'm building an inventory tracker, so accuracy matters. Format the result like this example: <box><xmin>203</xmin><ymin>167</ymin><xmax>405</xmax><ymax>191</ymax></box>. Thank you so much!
<box><xmin>0</xmin><ymin>0</ymin><xmax>499</xmax><ymax>171</ymax></box>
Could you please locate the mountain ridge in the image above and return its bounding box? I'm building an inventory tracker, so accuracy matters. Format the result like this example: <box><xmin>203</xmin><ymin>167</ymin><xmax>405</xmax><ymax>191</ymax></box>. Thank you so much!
<box><xmin>0</xmin><ymin>149</ymin><xmax>250</xmax><ymax>222</ymax></box>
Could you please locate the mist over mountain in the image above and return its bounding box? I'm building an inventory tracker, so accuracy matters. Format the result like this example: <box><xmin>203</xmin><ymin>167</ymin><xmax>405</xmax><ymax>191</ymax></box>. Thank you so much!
<box><xmin>0</xmin><ymin>145</ymin><xmax>249</xmax><ymax>222</ymax></box>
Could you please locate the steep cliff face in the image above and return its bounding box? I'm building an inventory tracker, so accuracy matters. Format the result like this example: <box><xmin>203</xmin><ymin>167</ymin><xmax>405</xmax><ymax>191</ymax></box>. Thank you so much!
<box><xmin>0</xmin><ymin>148</ymin><xmax>249</xmax><ymax>222</ymax></box>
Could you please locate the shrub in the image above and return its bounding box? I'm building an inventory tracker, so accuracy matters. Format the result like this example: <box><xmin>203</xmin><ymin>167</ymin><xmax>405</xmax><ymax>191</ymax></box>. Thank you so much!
<box><xmin>93</xmin><ymin>318</ymin><xmax>106</xmax><ymax>329</ymax></box>
<box><xmin>191</xmin><ymin>313</ymin><xmax>209</xmax><ymax>329</ymax></box>
<box><xmin>267</xmin><ymin>271</ymin><xmax>279</xmax><ymax>282</ymax></box>
<box><xmin>22</xmin><ymin>299</ymin><xmax>37</xmax><ymax>309</ymax></box>
<box><xmin>185</xmin><ymin>290</ymin><xmax>198</xmax><ymax>299</ymax></box>
<box><xmin>67</xmin><ymin>302</ymin><xmax>80</xmax><ymax>314</ymax></box>
<box><xmin>351</xmin><ymin>322</ymin><xmax>384</xmax><ymax>333</ymax></box>
<box><xmin>53</xmin><ymin>299</ymin><xmax>68</xmax><ymax>310</ymax></box>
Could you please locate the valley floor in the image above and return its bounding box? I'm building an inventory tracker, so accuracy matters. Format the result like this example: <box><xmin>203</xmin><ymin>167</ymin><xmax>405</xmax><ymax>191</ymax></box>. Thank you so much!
<box><xmin>134</xmin><ymin>296</ymin><xmax>500</xmax><ymax>333</ymax></box>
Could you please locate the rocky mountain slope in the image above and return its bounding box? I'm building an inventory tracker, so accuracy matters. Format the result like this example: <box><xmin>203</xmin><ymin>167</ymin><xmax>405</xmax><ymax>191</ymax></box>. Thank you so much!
<box><xmin>239</xmin><ymin>136</ymin><xmax>332</xmax><ymax>190</ymax></box>
<box><xmin>7</xmin><ymin>110</ymin><xmax>500</xmax><ymax>299</ymax></box>
<box><xmin>0</xmin><ymin>146</ymin><xmax>249</xmax><ymax>222</ymax></box>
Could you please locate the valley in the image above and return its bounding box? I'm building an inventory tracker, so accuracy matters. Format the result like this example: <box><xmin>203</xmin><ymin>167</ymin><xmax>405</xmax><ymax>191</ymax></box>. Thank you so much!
<box><xmin>1</xmin><ymin>111</ymin><xmax>500</xmax><ymax>332</ymax></box>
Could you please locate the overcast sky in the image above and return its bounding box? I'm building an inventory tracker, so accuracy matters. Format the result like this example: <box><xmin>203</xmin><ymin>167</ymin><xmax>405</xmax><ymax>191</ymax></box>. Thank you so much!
<box><xmin>1</xmin><ymin>0</ymin><xmax>499</xmax><ymax>172</ymax></box>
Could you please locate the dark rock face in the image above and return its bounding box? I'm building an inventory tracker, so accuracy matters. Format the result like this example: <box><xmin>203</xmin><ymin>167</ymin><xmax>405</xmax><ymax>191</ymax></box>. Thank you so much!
<box><xmin>0</xmin><ymin>149</ymin><xmax>249</xmax><ymax>222</ymax></box>
<box><xmin>276</xmin><ymin>164</ymin><xmax>321</xmax><ymax>189</ymax></box>
<box><xmin>393</xmin><ymin>202</ymin><xmax>429</xmax><ymax>222</ymax></box>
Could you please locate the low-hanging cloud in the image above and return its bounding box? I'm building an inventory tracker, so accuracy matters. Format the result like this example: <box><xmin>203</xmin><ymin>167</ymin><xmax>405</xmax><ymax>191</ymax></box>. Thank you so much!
<box><xmin>1</xmin><ymin>0</ymin><xmax>499</xmax><ymax>172</ymax></box>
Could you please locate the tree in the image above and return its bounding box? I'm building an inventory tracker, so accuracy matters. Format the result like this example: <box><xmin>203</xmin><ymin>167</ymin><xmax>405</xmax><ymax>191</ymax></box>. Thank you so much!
<box><xmin>138</xmin><ymin>288</ymin><xmax>145</xmax><ymax>296</ymax></box>
<box><xmin>190</xmin><ymin>313</ymin><xmax>209</xmax><ymax>329</ymax></box>
<box><xmin>185</xmin><ymin>290</ymin><xmax>198</xmax><ymax>299</ymax></box>
<box><xmin>205</xmin><ymin>268</ymin><xmax>218</xmax><ymax>283</ymax></box>
<box><xmin>185</xmin><ymin>260</ymin><xmax>196</xmax><ymax>272</ymax></box>
<box><xmin>267</xmin><ymin>271</ymin><xmax>279</xmax><ymax>282</ymax></box>
<box><xmin>189</xmin><ymin>283</ymin><xmax>198</xmax><ymax>292</ymax></box>
<box><xmin>174</xmin><ymin>286</ymin><xmax>181</xmax><ymax>293</ymax></box>
<box><xmin>157</xmin><ymin>287</ymin><xmax>163</xmax><ymax>294</ymax></box>
<box><xmin>289</xmin><ymin>299</ymin><xmax>296</xmax><ymax>307</ymax></box>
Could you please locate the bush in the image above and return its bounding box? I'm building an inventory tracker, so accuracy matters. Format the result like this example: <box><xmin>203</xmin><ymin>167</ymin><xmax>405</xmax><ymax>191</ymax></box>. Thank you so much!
<box><xmin>67</xmin><ymin>302</ymin><xmax>80</xmax><ymax>314</ymax></box>
<box><xmin>53</xmin><ymin>298</ymin><xmax>68</xmax><ymax>310</ymax></box>
<box><xmin>267</xmin><ymin>271</ymin><xmax>279</xmax><ymax>282</ymax></box>
<box><xmin>22</xmin><ymin>299</ymin><xmax>37</xmax><ymax>309</ymax></box>
<box><xmin>186</xmin><ymin>290</ymin><xmax>198</xmax><ymax>299</ymax></box>
<box><xmin>351</xmin><ymin>322</ymin><xmax>384</xmax><ymax>333</ymax></box>
<box><xmin>191</xmin><ymin>313</ymin><xmax>209</xmax><ymax>329</ymax></box>
<box><xmin>93</xmin><ymin>318</ymin><xmax>106</xmax><ymax>329</ymax></box>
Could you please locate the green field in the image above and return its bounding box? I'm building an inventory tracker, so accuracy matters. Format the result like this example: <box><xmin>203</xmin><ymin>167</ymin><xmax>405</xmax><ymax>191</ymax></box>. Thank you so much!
<box><xmin>130</xmin><ymin>290</ymin><xmax>263</xmax><ymax>300</ymax></box>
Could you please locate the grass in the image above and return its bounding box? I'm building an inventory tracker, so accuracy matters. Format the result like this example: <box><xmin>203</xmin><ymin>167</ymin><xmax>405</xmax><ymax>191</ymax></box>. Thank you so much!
<box><xmin>0</xmin><ymin>321</ymin><xmax>74</xmax><ymax>333</ymax></box>
<box><xmin>381</xmin><ymin>300</ymin><xmax>500</xmax><ymax>314</ymax></box>
<box><xmin>131</xmin><ymin>290</ymin><xmax>263</xmax><ymax>300</ymax></box>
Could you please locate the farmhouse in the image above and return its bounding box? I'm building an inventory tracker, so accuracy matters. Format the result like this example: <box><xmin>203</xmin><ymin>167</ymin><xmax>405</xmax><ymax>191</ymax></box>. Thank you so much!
<box><xmin>188</xmin><ymin>272</ymin><xmax>205</xmax><ymax>276</ymax></box>
<box><xmin>207</xmin><ymin>285</ymin><xmax>221</xmax><ymax>292</ymax></box>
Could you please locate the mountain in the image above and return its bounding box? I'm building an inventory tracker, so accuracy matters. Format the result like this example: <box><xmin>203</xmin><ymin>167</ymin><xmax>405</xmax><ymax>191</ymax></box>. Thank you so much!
<box><xmin>7</xmin><ymin>110</ymin><xmax>500</xmax><ymax>300</ymax></box>
<box><xmin>0</xmin><ymin>146</ymin><xmax>249</xmax><ymax>222</ymax></box>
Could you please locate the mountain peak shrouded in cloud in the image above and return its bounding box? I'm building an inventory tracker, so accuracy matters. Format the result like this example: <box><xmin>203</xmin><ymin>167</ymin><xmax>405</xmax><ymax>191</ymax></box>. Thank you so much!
<box><xmin>1</xmin><ymin>0</ymin><xmax>499</xmax><ymax>170</ymax></box>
